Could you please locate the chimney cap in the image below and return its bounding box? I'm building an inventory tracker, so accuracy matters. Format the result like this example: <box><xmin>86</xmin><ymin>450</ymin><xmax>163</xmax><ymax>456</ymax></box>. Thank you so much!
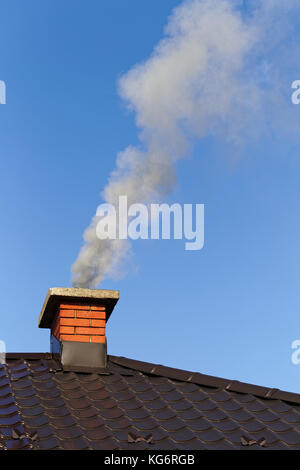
<box><xmin>38</xmin><ymin>287</ymin><xmax>119</xmax><ymax>329</ymax></box>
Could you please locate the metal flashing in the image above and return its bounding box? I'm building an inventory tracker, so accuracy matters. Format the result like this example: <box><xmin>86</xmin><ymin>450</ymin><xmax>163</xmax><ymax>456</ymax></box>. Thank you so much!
<box><xmin>60</xmin><ymin>340</ymin><xmax>108</xmax><ymax>373</ymax></box>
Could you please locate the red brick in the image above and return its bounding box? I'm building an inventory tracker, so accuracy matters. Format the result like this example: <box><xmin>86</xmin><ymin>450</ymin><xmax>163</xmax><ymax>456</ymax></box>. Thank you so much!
<box><xmin>60</xmin><ymin>326</ymin><xmax>74</xmax><ymax>334</ymax></box>
<box><xmin>52</xmin><ymin>304</ymin><xmax>107</xmax><ymax>343</ymax></box>
<box><xmin>60</xmin><ymin>304</ymin><xmax>91</xmax><ymax>310</ymax></box>
<box><xmin>60</xmin><ymin>318</ymin><xmax>89</xmax><ymax>327</ymax></box>
<box><xmin>59</xmin><ymin>309</ymin><xmax>75</xmax><ymax>318</ymax></box>
<box><xmin>91</xmin><ymin>319</ymin><xmax>105</xmax><ymax>328</ymax></box>
<box><xmin>75</xmin><ymin>327</ymin><xmax>105</xmax><ymax>336</ymax></box>
<box><xmin>91</xmin><ymin>336</ymin><xmax>105</xmax><ymax>343</ymax></box>
<box><xmin>77</xmin><ymin>311</ymin><xmax>106</xmax><ymax>320</ymax></box>
<box><xmin>60</xmin><ymin>334</ymin><xmax>90</xmax><ymax>343</ymax></box>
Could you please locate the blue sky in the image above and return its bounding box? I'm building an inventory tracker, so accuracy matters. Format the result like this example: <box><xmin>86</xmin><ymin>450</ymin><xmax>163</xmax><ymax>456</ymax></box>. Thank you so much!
<box><xmin>1</xmin><ymin>0</ymin><xmax>300</xmax><ymax>394</ymax></box>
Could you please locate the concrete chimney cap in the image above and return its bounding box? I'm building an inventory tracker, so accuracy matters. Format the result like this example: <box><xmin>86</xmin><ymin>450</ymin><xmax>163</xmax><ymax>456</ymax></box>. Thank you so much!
<box><xmin>38</xmin><ymin>287</ymin><xmax>119</xmax><ymax>329</ymax></box>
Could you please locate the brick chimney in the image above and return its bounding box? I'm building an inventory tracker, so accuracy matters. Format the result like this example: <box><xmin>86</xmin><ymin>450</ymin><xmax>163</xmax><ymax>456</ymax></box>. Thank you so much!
<box><xmin>38</xmin><ymin>288</ymin><xmax>119</xmax><ymax>372</ymax></box>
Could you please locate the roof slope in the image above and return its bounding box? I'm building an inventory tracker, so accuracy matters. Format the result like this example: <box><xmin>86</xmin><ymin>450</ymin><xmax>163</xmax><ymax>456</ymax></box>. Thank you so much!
<box><xmin>1</xmin><ymin>353</ymin><xmax>300</xmax><ymax>450</ymax></box>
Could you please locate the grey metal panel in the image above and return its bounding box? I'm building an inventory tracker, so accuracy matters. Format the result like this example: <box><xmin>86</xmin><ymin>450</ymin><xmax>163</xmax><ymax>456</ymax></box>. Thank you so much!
<box><xmin>60</xmin><ymin>340</ymin><xmax>108</xmax><ymax>373</ymax></box>
<box><xmin>50</xmin><ymin>334</ymin><xmax>61</xmax><ymax>355</ymax></box>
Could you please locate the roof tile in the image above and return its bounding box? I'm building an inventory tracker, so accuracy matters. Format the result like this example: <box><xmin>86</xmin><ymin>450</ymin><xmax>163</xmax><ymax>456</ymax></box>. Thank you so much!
<box><xmin>59</xmin><ymin>436</ymin><xmax>89</xmax><ymax>450</ymax></box>
<box><xmin>275</xmin><ymin>429</ymin><xmax>300</xmax><ymax>445</ymax></box>
<box><xmin>38</xmin><ymin>436</ymin><xmax>60</xmax><ymax>450</ymax></box>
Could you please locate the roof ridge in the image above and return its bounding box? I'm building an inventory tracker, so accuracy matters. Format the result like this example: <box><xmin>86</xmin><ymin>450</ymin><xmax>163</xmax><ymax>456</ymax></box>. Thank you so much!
<box><xmin>108</xmin><ymin>355</ymin><xmax>300</xmax><ymax>406</ymax></box>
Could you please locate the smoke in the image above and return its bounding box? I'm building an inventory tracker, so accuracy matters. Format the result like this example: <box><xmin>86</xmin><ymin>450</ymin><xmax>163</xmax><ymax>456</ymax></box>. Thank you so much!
<box><xmin>71</xmin><ymin>0</ymin><xmax>300</xmax><ymax>288</ymax></box>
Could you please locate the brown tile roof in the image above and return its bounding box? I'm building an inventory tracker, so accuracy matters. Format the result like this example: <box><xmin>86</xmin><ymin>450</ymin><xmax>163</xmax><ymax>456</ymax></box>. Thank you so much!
<box><xmin>1</xmin><ymin>353</ymin><xmax>300</xmax><ymax>450</ymax></box>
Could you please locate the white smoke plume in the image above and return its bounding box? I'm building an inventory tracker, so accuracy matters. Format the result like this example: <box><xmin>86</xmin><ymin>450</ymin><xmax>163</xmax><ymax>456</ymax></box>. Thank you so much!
<box><xmin>71</xmin><ymin>0</ymin><xmax>299</xmax><ymax>288</ymax></box>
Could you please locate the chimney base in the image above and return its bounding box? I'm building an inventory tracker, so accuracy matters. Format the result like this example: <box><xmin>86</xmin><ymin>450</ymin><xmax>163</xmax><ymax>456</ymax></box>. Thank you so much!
<box><xmin>57</xmin><ymin>340</ymin><xmax>109</xmax><ymax>374</ymax></box>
